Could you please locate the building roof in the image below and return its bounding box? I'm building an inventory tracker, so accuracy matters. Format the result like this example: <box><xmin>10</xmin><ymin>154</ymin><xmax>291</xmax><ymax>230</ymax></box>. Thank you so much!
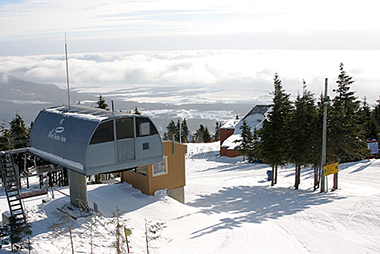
<box><xmin>221</xmin><ymin>117</ymin><xmax>240</xmax><ymax>129</ymax></box>
<box><xmin>221</xmin><ymin>105</ymin><xmax>271</xmax><ymax>150</ymax></box>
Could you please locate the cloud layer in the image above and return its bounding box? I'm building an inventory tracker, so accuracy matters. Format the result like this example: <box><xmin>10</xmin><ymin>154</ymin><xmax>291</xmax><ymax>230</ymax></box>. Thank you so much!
<box><xmin>1</xmin><ymin>49</ymin><xmax>379</xmax><ymax>105</ymax></box>
<box><xmin>1</xmin><ymin>0</ymin><xmax>379</xmax><ymax>55</ymax></box>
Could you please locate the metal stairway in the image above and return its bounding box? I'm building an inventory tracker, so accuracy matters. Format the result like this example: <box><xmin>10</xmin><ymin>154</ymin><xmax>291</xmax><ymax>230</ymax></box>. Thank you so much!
<box><xmin>0</xmin><ymin>152</ymin><xmax>26</xmax><ymax>226</ymax></box>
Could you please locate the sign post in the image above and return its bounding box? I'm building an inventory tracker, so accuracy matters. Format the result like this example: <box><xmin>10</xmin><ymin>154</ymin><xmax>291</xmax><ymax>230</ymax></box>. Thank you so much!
<box><xmin>323</xmin><ymin>162</ymin><xmax>339</xmax><ymax>191</ymax></box>
<box><xmin>124</xmin><ymin>227</ymin><xmax>131</xmax><ymax>253</ymax></box>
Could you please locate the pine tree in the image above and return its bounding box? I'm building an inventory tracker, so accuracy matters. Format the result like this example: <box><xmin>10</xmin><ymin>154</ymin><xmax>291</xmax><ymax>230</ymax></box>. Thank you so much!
<box><xmin>96</xmin><ymin>95</ymin><xmax>108</xmax><ymax>110</ymax></box>
<box><xmin>7</xmin><ymin>215</ymin><xmax>32</xmax><ymax>253</ymax></box>
<box><xmin>145</xmin><ymin>219</ymin><xmax>166</xmax><ymax>254</ymax></box>
<box><xmin>359</xmin><ymin>97</ymin><xmax>379</xmax><ymax>141</ymax></box>
<box><xmin>9</xmin><ymin>114</ymin><xmax>29</xmax><ymax>149</ymax></box>
<box><xmin>107</xmin><ymin>206</ymin><xmax>129</xmax><ymax>254</ymax></box>
<box><xmin>234</xmin><ymin>120</ymin><xmax>254</xmax><ymax>162</ymax></box>
<box><xmin>257</xmin><ymin>73</ymin><xmax>292</xmax><ymax>186</ymax></box>
<box><xmin>372</xmin><ymin>98</ymin><xmax>380</xmax><ymax>130</ymax></box>
<box><xmin>289</xmin><ymin>84</ymin><xmax>318</xmax><ymax>189</ymax></box>
<box><xmin>166</xmin><ymin>120</ymin><xmax>177</xmax><ymax>141</ymax></box>
<box><xmin>48</xmin><ymin>209</ymin><xmax>75</xmax><ymax>254</ymax></box>
<box><xmin>176</xmin><ymin>120</ymin><xmax>181</xmax><ymax>142</ymax></box>
<box><xmin>203</xmin><ymin>127</ymin><xmax>211</xmax><ymax>143</ymax></box>
<box><xmin>181</xmin><ymin>119</ymin><xmax>189</xmax><ymax>143</ymax></box>
<box><xmin>329</xmin><ymin>63</ymin><xmax>368</xmax><ymax>162</ymax></box>
<box><xmin>194</xmin><ymin>124</ymin><xmax>205</xmax><ymax>143</ymax></box>
<box><xmin>214</xmin><ymin>122</ymin><xmax>221</xmax><ymax>140</ymax></box>
<box><xmin>133</xmin><ymin>106</ymin><xmax>141</xmax><ymax>115</ymax></box>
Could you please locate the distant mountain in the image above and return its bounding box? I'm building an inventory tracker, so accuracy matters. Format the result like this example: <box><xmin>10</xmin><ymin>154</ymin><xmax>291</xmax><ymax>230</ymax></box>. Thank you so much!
<box><xmin>0</xmin><ymin>73</ymin><xmax>92</xmax><ymax>125</ymax></box>
<box><xmin>0</xmin><ymin>73</ymin><xmax>253</xmax><ymax>133</ymax></box>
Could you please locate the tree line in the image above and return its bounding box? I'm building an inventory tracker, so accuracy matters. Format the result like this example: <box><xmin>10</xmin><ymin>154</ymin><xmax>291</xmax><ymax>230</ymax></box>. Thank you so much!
<box><xmin>163</xmin><ymin>120</ymin><xmax>222</xmax><ymax>143</ymax></box>
<box><xmin>235</xmin><ymin>63</ymin><xmax>380</xmax><ymax>189</ymax></box>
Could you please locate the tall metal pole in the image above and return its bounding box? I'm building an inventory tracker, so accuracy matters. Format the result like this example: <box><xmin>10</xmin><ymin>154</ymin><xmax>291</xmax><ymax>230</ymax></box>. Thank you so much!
<box><xmin>65</xmin><ymin>33</ymin><xmax>71</xmax><ymax>109</ymax></box>
<box><xmin>320</xmin><ymin>78</ymin><xmax>328</xmax><ymax>192</ymax></box>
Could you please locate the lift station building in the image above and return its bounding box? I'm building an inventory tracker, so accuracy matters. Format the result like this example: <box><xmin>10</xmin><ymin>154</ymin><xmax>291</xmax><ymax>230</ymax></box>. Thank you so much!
<box><xmin>29</xmin><ymin>105</ymin><xmax>164</xmax><ymax>207</ymax></box>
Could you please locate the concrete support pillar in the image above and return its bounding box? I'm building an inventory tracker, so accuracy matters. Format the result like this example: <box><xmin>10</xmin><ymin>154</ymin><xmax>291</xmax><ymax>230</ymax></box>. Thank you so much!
<box><xmin>167</xmin><ymin>187</ymin><xmax>185</xmax><ymax>204</ymax></box>
<box><xmin>68</xmin><ymin>170</ymin><xmax>88</xmax><ymax>208</ymax></box>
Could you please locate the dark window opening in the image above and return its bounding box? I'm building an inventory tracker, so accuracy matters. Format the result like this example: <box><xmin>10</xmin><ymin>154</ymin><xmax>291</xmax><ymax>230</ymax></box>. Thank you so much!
<box><xmin>142</xmin><ymin>142</ymin><xmax>149</xmax><ymax>150</ymax></box>
<box><xmin>135</xmin><ymin>117</ymin><xmax>158</xmax><ymax>137</ymax></box>
<box><xmin>90</xmin><ymin>121</ymin><xmax>114</xmax><ymax>144</ymax></box>
<box><xmin>116</xmin><ymin>118</ymin><xmax>134</xmax><ymax>140</ymax></box>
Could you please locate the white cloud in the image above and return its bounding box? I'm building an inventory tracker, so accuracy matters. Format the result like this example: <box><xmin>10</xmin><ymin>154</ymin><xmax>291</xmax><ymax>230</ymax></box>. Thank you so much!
<box><xmin>0</xmin><ymin>49</ymin><xmax>379</xmax><ymax>105</ymax></box>
<box><xmin>1</xmin><ymin>0</ymin><xmax>379</xmax><ymax>54</ymax></box>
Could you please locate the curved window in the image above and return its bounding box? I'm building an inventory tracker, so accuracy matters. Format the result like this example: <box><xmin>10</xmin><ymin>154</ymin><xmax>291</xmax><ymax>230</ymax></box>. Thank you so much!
<box><xmin>90</xmin><ymin>121</ymin><xmax>114</xmax><ymax>144</ymax></box>
<box><xmin>135</xmin><ymin>117</ymin><xmax>158</xmax><ymax>137</ymax></box>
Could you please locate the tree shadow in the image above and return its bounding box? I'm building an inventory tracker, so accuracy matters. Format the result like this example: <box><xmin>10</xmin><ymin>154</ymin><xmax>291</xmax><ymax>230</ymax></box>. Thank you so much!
<box><xmin>186</xmin><ymin>185</ymin><xmax>344</xmax><ymax>238</ymax></box>
<box><xmin>198</xmin><ymin>161</ymin><xmax>270</xmax><ymax>173</ymax></box>
<box><xmin>26</xmin><ymin>183</ymin><xmax>156</xmax><ymax>238</ymax></box>
<box><xmin>347</xmin><ymin>160</ymin><xmax>373</xmax><ymax>174</ymax></box>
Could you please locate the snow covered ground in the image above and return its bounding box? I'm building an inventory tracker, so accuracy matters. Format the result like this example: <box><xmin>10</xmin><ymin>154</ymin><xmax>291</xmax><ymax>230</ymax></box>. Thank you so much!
<box><xmin>1</xmin><ymin>142</ymin><xmax>380</xmax><ymax>253</ymax></box>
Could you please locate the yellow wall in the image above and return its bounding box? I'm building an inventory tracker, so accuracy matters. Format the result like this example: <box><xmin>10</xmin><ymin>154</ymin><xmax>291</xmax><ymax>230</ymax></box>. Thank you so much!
<box><xmin>121</xmin><ymin>141</ymin><xmax>187</xmax><ymax>196</ymax></box>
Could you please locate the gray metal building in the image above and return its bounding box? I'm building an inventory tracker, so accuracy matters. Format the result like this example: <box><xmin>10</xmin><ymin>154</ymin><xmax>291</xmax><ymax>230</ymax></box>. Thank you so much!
<box><xmin>30</xmin><ymin>105</ymin><xmax>164</xmax><ymax>176</ymax></box>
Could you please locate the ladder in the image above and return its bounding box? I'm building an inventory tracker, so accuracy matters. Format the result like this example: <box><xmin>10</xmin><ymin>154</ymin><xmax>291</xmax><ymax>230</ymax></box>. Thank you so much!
<box><xmin>0</xmin><ymin>152</ymin><xmax>26</xmax><ymax>226</ymax></box>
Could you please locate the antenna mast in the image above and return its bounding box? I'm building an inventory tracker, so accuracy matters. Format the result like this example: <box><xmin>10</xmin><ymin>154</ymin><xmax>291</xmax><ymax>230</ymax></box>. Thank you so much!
<box><xmin>65</xmin><ymin>33</ymin><xmax>71</xmax><ymax>109</ymax></box>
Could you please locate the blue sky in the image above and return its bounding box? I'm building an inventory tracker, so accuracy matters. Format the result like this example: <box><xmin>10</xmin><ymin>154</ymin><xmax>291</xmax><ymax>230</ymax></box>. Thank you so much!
<box><xmin>1</xmin><ymin>0</ymin><xmax>379</xmax><ymax>55</ymax></box>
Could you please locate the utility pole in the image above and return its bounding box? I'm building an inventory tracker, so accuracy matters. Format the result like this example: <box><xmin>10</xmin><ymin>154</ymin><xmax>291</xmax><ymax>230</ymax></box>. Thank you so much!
<box><xmin>320</xmin><ymin>78</ymin><xmax>328</xmax><ymax>193</ymax></box>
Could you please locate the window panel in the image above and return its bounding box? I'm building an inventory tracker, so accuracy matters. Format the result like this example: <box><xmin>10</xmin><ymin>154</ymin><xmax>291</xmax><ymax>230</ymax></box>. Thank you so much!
<box><xmin>90</xmin><ymin>121</ymin><xmax>114</xmax><ymax>145</ymax></box>
<box><xmin>135</xmin><ymin>117</ymin><xmax>158</xmax><ymax>137</ymax></box>
<box><xmin>116</xmin><ymin>118</ymin><xmax>134</xmax><ymax>140</ymax></box>
<box><xmin>153</xmin><ymin>156</ymin><xmax>167</xmax><ymax>176</ymax></box>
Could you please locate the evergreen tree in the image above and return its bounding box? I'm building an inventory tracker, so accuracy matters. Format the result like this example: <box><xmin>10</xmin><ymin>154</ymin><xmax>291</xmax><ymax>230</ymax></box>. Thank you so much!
<box><xmin>145</xmin><ymin>219</ymin><xmax>166</xmax><ymax>254</ymax></box>
<box><xmin>176</xmin><ymin>120</ymin><xmax>181</xmax><ymax>142</ymax></box>
<box><xmin>166</xmin><ymin>120</ymin><xmax>177</xmax><ymax>141</ymax></box>
<box><xmin>359</xmin><ymin>97</ymin><xmax>379</xmax><ymax>141</ymax></box>
<box><xmin>9</xmin><ymin>114</ymin><xmax>29</xmax><ymax>149</ymax></box>
<box><xmin>214</xmin><ymin>122</ymin><xmax>221</xmax><ymax>140</ymax></box>
<box><xmin>8</xmin><ymin>215</ymin><xmax>32</xmax><ymax>253</ymax></box>
<box><xmin>372</xmin><ymin>98</ymin><xmax>380</xmax><ymax>130</ymax></box>
<box><xmin>329</xmin><ymin>63</ymin><xmax>368</xmax><ymax>162</ymax></box>
<box><xmin>133</xmin><ymin>106</ymin><xmax>141</xmax><ymax>115</ymax></box>
<box><xmin>289</xmin><ymin>85</ymin><xmax>318</xmax><ymax>189</ymax></box>
<box><xmin>107</xmin><ymin>206</ymin><xmax>129</xmax><ymax>254</ymax></box>
<box><xmin>181</xmin><ymin>119</ymin><xmax>189</xmax><ymax>143</ymax></box>
<box><xmin>203</xmin><ymin>127</ymin><xmax>211</xmax><ymax>143</ymax></box>
<box><xmin>194</xmin><ymin>124</ymin><xmax>205</xmax><ymax>143</ymax></box>
<box><xmin>234</xmin><ymin>120</ymin><xmax>254</xmax><ymax>162</ymax></box>
<box><xmin>257</xmin><ymin>73</ymin><xmax>292</xmax><ymax>186</ymax></box>
<box><xmin>96</xmin><ymin>95</ymin><xmax>108</xmax><ymax>110</ymax></box>
<box><xmin>194</xmin><ymin>124</ymin><xmax>211</xmax><ymax>143</ymax></box>
<box><xmin>48</xmin><ymin>209</ymin><xmax>75</xmax><ymax>254</ymax></box>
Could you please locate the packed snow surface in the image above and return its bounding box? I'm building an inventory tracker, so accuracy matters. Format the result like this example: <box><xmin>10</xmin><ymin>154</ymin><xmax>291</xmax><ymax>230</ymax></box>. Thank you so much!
<box><xmin>1</xmin><ymin>142</ymin><xmax>380</xmax><ymax>253</ymax></box>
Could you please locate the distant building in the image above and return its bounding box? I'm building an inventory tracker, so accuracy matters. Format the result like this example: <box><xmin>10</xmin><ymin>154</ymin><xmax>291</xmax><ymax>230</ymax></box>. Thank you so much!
<box><xmin>220</xmin><ymin>105</ymin><xmax>271</xmax><ymax>157</ymax></box>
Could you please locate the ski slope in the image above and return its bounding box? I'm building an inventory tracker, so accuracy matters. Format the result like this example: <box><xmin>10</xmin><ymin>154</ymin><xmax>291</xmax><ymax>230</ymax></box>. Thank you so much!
<box><xmin>1</xmin><ymin>142</ymin><xmax>380</xmax><ymax>253</ymax></box>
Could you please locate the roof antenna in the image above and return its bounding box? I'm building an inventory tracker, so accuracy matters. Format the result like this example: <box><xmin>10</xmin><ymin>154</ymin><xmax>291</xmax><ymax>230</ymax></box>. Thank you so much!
<box><xmin>65</xmin><ymin>33</ymin><xmax>71</xmax><ymax>109</ymax></box>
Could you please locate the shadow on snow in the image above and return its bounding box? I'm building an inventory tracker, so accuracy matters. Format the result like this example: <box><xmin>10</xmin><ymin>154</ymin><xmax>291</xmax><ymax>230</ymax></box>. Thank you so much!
<box><xmin>186</xmin><ymin>185</ymin><xmax>345</xmax><ymax>238</ymax></box>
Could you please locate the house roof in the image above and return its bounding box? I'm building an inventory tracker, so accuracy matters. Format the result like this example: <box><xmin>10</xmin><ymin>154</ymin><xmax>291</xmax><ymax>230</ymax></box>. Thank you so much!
<box><xmin>221</xmin><ymin>105</ymin><xmax>271</xmax><ymax>150</ymax></box>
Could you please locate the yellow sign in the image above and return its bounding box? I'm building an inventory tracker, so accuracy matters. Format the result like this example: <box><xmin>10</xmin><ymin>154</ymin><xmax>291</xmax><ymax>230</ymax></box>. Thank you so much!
<box><xmin>125</xmin><ymin>228</ymin><xmax>131</xmax><ymax>236</ymax></box>
<box><xmin>323</xmin><ymin>162</ymin><xmax>339</xmax><ymax>176</ymax></box>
